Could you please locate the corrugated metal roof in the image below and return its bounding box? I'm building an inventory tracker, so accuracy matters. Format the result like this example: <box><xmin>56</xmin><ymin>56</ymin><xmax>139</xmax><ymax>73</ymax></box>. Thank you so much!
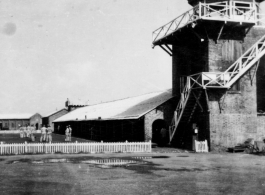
<box><xmin>54</xmin><ymin>89</ymin><xmax>172</xmax><ymax>122</ymax></box>
<box><xmin>44</xmin><ymin>108</ymin><xmax>68</xmax><ymax>117</ymax></box>
<box><xmin>0</xmin><ymin>113</ymin><xmax>36</xmax><ymax>120</ymax></box>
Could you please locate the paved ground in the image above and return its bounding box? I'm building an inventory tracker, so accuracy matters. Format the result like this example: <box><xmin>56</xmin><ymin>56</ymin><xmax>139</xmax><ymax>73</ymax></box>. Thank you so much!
<box><xmin>0</xmin><ymin>133</ymin><xmax>93</xmax><ymax>143</ymax></box>
<box><xmin>0</xmin><ymin>149</ymin><xmax>265</xmax><ymax>195</ymax></box>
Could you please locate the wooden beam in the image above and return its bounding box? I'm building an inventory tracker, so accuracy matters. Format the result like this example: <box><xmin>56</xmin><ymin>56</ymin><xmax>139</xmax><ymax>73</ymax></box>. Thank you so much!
<box><xmin>192</xmin><ymin>91</ymin><xmax>203</xmax><ymax>112</ymax></box>
<box><xmin>204</xmin><ymin>89</ymin><xmax>210</xmax><ymax>112</ymax></box>
<box><xmin>218</xmin><ymin>91</ymin><xmax>227</xmax><ymax>113</ymax></box>
<box><xmin>164</xmin><ymin>44</ymin><xmax>173</xmax><ymax>53</ymax></box>
<box><xmin>159</xmin><ymin>45</ymin><xmax>172</xmax><ymax>56</ymax></box>
<box><xmin>250</xmin><ymin>60</ymin><xmax>260</xmax><ymax>85</ymax></box>
<box><xmin>217</xmin><ymin>24</ymin><xmax>225</xmax><ymax>42</ymax></box>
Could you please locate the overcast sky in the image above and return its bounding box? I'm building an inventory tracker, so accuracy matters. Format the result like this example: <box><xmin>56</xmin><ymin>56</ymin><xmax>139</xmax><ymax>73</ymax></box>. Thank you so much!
<box><xmin>0</xmin><ymin>0</ymin><xmax>191</xmax><ymax>115</ymax></box>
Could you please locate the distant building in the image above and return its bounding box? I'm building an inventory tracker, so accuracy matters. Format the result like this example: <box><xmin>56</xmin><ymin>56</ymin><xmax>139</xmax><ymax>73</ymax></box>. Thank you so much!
<box><xmin>42</xmin><ymin>99</ymin><xmax>86</xmax><ymax>129</ymax></box>
<box><xmin>54</xmin><ymin>90</ymin><xmax>174</xmax><ymax>145</ymax></box>
<box><xmin>0</xmin><ymin>113</ymin><xmax>42</xmax><ymax>130</ymax></box>
<box><xmin>42</xmin><ymin>108</ymin><xmax>68</xmax><ymax>129</ymax></box>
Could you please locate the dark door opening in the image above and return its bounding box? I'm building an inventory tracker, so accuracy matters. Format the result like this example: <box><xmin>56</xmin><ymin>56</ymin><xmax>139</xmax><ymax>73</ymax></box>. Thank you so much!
<box><xmin>152</xmin><ymin>119</ymin><xmax>167</xmax><ymax>146</ymax></box>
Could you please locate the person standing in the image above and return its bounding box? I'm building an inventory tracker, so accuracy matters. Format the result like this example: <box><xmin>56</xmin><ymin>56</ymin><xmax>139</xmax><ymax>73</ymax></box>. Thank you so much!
<box><xmin>40</xmin><ymin>125</ymin><xmax>47</xmax><ymax>142</ymax></box>
<box><xmin>65</xmin><ymin>126</ymin><xmax>70</xmax><ymax>142</ymax></box>
<box><xmin>30</xmin><ymin>125</ymin><xmax>35</xmax><ymax>142</ymax></box>
<box><xmin>23</xmin><ymin>125</ymin><xmax>27</xmax><ymax>138</ymax></box>
<box><xmin>160</xmin><ymin>127</ymin><xmax>167</xmax><ymax>147</ymax></box>
<box><xmin>192</xmin><ymin>123</ymin><xmax>199</xmax><ymax>151</ymax></box>
<box><xmin>26</xmin><ymin>124</ymin><xmax>31</xmax><ymax>138</ymax></box>
<box><xmin>68</xmin><ymin>125</ymin><xmax>72</xmax><ymax>142</ymax></box>
<box><xmin>19</xmin><ymin>125</ymin><xmax>24</xmax><ymax>138</ymax></box>
<box><xmin>46</xmin><ymin>125</ymin><xmax>53</xmax><ymax>142</ymax></box>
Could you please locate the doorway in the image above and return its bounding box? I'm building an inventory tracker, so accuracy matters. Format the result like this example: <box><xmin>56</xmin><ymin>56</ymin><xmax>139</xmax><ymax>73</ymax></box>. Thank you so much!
<box><xmin>152</xmin><ymin>119</ymin><xmax>167</xmax><ymax>146</ymax></box>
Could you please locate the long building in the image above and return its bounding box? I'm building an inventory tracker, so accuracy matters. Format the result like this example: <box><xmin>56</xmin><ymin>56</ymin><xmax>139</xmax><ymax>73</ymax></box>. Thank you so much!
<box><xmin>0</xmin><ymin>113</ymin><xmax>42</xmax><ymax>130</ymax></box>
<box><xmin>54</xmin><ymin>90</ymin><xmax>174</xmax><ymax>145</ymax></box>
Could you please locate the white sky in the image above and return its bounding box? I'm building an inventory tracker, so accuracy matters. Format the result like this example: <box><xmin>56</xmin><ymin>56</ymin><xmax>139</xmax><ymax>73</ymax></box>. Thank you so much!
<box><xmin>0</xmin><ymin>0</ymin><xmax>191</xmax><ymax>115</ymax></box>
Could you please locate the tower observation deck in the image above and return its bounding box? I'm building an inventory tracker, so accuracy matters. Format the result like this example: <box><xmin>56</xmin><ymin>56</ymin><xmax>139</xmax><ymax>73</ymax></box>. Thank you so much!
<box><xmin>152</xmin><ymin>1</ymin><xmax>265</xmax><ymax>50</ymax></box>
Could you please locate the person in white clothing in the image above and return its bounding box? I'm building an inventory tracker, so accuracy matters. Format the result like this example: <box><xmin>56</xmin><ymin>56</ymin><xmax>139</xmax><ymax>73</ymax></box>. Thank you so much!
<box><xmin>46</xmin><ymin>125</ymin><xmax>53</xmax><ymax>142</ymax></box>
<box><xmin>19</xmin><ymin>125</ymin><xmax>24</xmax><ymax>138</ymax></box>
<box><xmin>68</xmin><ymin>125</ymin><xmax>72</xmax><ymax>141</ymax></box>
<box><xmin>26</xmin><ymin>125</ymin><xmax>31</xmax><ymax>138</ymax></box>
<box><xmin>65</xmin><ymin>126</ymin><xmax>70</xmax><ymax>142</ymax></box>
<box><xmin>40</xmin><ymin>125</ymin><xmax>47</xmax><ymax>142</ymax></box>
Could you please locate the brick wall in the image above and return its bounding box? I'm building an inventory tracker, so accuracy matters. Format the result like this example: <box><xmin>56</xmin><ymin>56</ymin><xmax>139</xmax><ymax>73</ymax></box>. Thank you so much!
<box><xmin>144</xmin><ymin>100</ymin><xmax>175</xmax><ymax>142</ymax></box>
<box><xmin>144</xmin><ymin>109</ymin><xmax>164</xmax><ymax>142</ymax></box>
<box><xmin>208</xmin><ymin>27</ymin><xmax>265</xmax><ymax>147</ymax></box>
<box><xmin>257</xmin><ymin>115</ymin><xmax>265</xmax><ymax>140</ymax></box>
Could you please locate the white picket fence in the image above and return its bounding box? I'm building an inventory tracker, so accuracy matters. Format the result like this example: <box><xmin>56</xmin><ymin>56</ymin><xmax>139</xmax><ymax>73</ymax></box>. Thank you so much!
<box><xmin>0</xmin><ymin>141</ymin><xmax>152</xmax><ymax>155</ymax></box>
<box><xmin>0</xmin><ymin>130</ymin><xmax>41</xmax><ymax>134</ymax></box>
<box><xmin>195</xmin><ymin>140</ymin><xmax>208</xmax><ymax>153</ymax></box>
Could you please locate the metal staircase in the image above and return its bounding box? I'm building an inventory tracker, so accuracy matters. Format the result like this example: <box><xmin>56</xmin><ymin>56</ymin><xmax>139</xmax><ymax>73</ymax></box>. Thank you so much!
<box><xmin>169</xmin><ymin>33</ymin><xmax>265</xmax><ymax>143</ymax></box>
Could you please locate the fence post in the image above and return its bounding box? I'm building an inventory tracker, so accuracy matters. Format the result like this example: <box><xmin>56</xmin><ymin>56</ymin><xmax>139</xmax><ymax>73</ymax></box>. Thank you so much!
<box><xmin>149</xmin><ymin>140</ymin><xmax>152</xmax><ymax>152</ymax></box>
<box><xmin>125</xmin><ymin>140</ymin><xmax>128</xmax><ymax>153</ymax></box>
<box><xmin>0</xmin><ymin>142</ymin><xmax>3</xmax><ymax>155</ymax></box>
<box><xmin>205</xmin><ymin>140</ymin><xmax>209</xmax><ymax>152</ymax></box>
<box><xmin>44</xmin><ymin>143</ymin><xmax>46</xmax><ymax>154</ymax></box>
<box><xmin>25</xmin><ymin>142</ymin><xmax>28</xmax><ymax>153</ymax></box>
<box><xmin>75</xmin><ymin>141</ymin><xmax>78</xmax><ymax>153</ymax></box>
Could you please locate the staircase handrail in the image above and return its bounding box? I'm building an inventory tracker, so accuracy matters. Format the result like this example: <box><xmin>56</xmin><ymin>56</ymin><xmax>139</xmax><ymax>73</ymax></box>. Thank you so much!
<box><xmin>170</xmin><ymin>77</ymin><xmax>192</xmax><ymax>141</ymax></box>
<box><xmin>202</xmin><ymin>34</ymin><xmax>265</xmax><ymax>88</ymax></box>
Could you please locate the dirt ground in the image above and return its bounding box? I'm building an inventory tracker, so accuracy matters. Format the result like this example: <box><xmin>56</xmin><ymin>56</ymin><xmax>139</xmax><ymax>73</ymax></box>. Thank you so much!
<box><xmin>0</xmin><ymin>149</ymin><xmax>265</xmax><ymax>195</ymax></box>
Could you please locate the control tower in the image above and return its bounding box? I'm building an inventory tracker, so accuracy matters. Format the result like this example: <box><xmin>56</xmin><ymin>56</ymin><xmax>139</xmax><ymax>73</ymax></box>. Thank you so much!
<box><xmin>152</xmin><ymin>0</ymin><xmax>265</xmax><ymax>150</ymax></box>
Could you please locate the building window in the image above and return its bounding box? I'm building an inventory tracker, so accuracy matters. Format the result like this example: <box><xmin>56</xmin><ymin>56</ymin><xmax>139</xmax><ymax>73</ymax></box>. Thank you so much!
<box><xmin>11</xmin><ymin>123</ymin><xmax>15</xmax><ymax>128</ymax></box>
<box><xmin>221</xmin><ymin>41</ymin><xmax>242</xmax><ymax>62</ymax></box>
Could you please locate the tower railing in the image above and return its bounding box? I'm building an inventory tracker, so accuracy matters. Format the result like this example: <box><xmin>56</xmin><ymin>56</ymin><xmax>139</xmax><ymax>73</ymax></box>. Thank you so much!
<box><xmin>152</xmin><ymin>1</ymin><xmax>258</xmax><ymax>46</ymax></box>
<box><xmin>152</xmin><ymin>6</ymin><xmax>199</xmax><ymax>46</ymax></box>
